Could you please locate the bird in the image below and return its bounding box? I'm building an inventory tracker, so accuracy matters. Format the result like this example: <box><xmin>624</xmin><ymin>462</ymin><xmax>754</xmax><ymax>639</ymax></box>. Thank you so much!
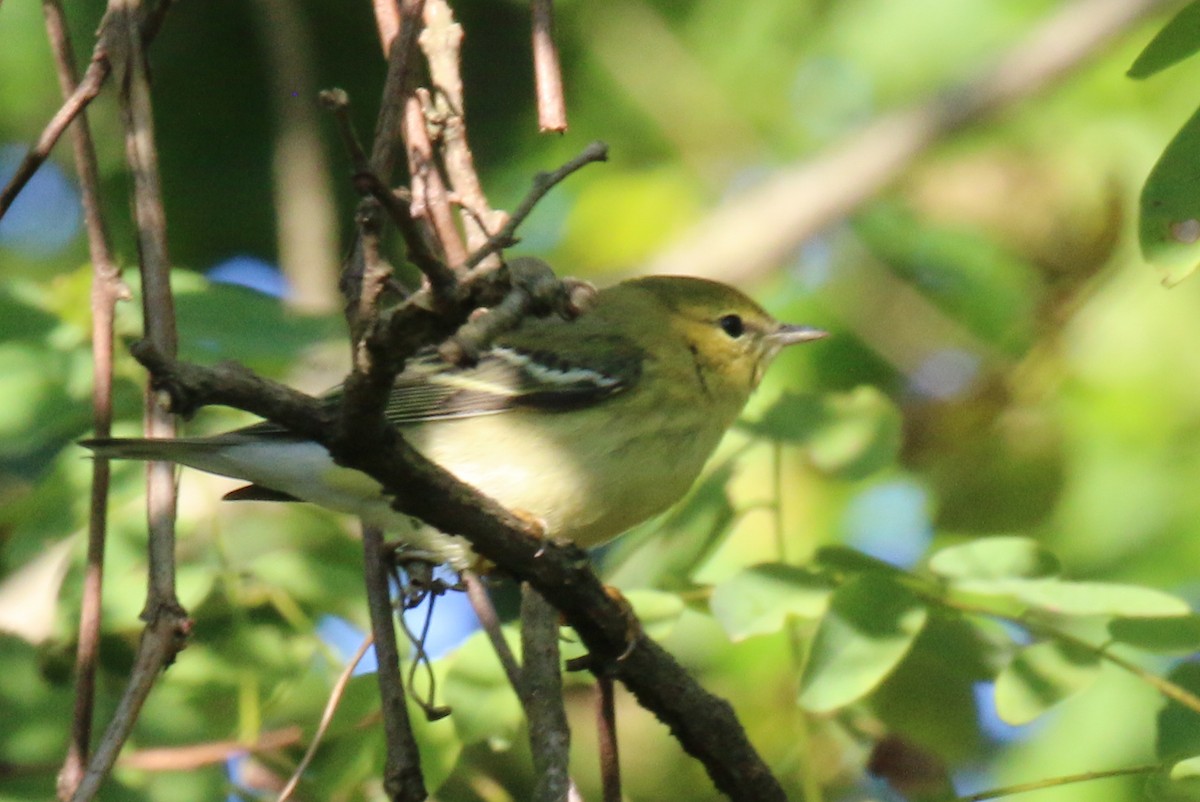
<box><xmin>84</xmin><ymin>275</ymin><xmax>826</xmax><ymax>569</ymax></box>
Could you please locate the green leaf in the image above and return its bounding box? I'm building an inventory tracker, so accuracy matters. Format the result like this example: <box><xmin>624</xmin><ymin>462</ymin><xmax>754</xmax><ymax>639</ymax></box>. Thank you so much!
<box><xmin>623</xmin><ymin>589</ymin><xmax>686</xmax><ymax>641</ymax></box>
<box><xmin>1139</xmin><ymin>104</ymin><xmax>1200</xmax><ymax>284</ymax></box>
<box><xmin>710</xmin><ymin>563</ymin><xmax>834</xmax><ymax>641</ymax></box>
<box><xmin>950</xmin><ymin>577</ymin><xmax>1191</xmax><ymax>619</ymax></box>
<box><xmin>798</xmin><ymin>576</ymin><xmax>928</xmax><ymax>713</ymax></box>
<box><xmin>1154</xmin><ymin>763</ymin><xmax>1200</xmax><ymax>802</ymax></box>
<box><xmin>443</xmin><ymin>627</ymin><xmax>523</xmax><ymax>750</ymax></box>
<box><xmin>993</xmin><ymin>641</ymin><xmax>1101</xmax><ymax>725</ymax></box>
<box><xmin>1129</xmin><ymin>1</ymin><xmax>1200</xmax><ymax>78</ymax></box>
<box><xmin>1109</xmin><ymin>615</ymin><xmax>1200</xmax><ymax>654</ymax></box>
<box><xmin>814</xmin><ymin>545</ymin><xmax>906</xmax><ymax>577</ymax></box>
<box><xmin>747</xmin><ymin>387</ymin><xmax>902</xmax><ymax>479</ymax></box>
<box><xmin>928</xmin><ymin>536</ymin><xmax>1059</xmax><ymax>581</ymax></box>
<box><xmin>1157</xmin><ymin>663</ymin><xmax>1200</xmax><ymax>760</ymax></box>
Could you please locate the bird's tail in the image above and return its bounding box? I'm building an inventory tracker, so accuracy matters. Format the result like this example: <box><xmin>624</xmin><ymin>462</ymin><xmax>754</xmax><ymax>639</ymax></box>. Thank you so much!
<box><xmin>80</xmin><ymin>436</ymin><xmax>229</xmax><ymax>464</ymax></box>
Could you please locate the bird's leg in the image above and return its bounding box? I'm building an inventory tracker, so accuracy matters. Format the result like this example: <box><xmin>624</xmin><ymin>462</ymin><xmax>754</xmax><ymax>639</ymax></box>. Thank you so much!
<box><xmin>564</xmin><ymin>585</ymin><xmax>643</xmax><ymax>673</ymax></box>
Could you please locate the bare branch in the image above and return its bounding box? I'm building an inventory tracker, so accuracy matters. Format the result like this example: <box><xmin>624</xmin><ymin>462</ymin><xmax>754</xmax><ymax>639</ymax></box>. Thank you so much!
<box><xmin>321</xmin><ymin>89</ymin><xmax>456</xmax><ymax>302</ymax></box>
<box><xmin>522</xmin><ymin>585</ymin><xmax>572</xmax><ymax>802</ymax></box>
<box><xmin>531</xmin><ymin>0</ymin><xmax>567</xmax><ymax>133</ymax></box>
<box><xmin>596</xmin><ymin>675</ymin><xmax>620</xmax><ymax>802</ymax></box>
<box><xmin>71</xmin><ymin>4</ymin><xmax>189</xmax><ymax>795</ymax></box>
<box><xmin>421</xmin><ymin>0</ymin><xmax>508</xmax><ymax>268</ymax></box>
<box><xmin>0</xmin><ymin>1</ymin><xmax>170</xmax><ymax>221</ymax></box>
<box><xmin>647</xmin><ymin>0</ymin><xmax>1173</xmax><ymax>283</ymax></box>
<box><xmin>463</xmin><ymin>572</ymin><xmax>523</xmax><ymax>690</ymax></box>
<box><xmin>404</xmin><ymin>88</ymin><xmax>468</xmax><ymax>265</ymax></box>
<box><xmin>69</xmin><ymin>616</ymin><xmax>189</xmax><ymax>802</ymax></box>
<box><xmin>361</xmin><ymin>525</ymin><xmax>427</xmax><ymax>802</ymax></box>
<box><xmin>460</xmin><ymin>140</ymin><xmax>608</xmax><ymax>273</ymax></box>
<box><xmin>126</xmin><ymin>348</ymin><xmax>789</xmax><ymax>801</ymax></box>
<box><xmin>0</xmin><ymin>63</ymin><xmax>108</xmax><ymax>221</ymax></box>
<box><xmin>43</xmin><ymin>0</ymin><xmax>129</xmax><ymax>794</ymax></box>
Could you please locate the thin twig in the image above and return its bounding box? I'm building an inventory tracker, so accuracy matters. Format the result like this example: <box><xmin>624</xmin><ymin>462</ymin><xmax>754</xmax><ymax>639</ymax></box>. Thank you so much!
<box><xmin>120</xmin><ymin>727</ymin><xmax>303</xmax><ymax>771</ymax></box>
<box><xmin>596</xmin><ymin>675</ymin><xmax>620</xmax><ymax>802</ymax></box>
<box><xmin>460</xmin><ymin>141</ymin><xmax>608</xmax><ymax>273</ymax></box>
<box><xmin>69</xmin><ymin>619</ymin><xmax>189</xmax><ymax>802</ymax></box>
<box><xmin>463</xmin><ymin>572</ymin><xmax>524</xmax><ymax>691</ymax></box>
<box><xmin>361</xmin><ymin>525</ymin><xmax>427</xmax><ymax>802</ymax></box>
<box><xmin>0</xmin><ymin>63</ymin><xmax>109</xmax><ymax>222</ymax></box>
<box><xmin>0</xmin><ymin>0</ymin><xmax>171</xmax><ymax>221</ymax></box>
<box><xmin>531</xmin><ymin>0</ymin><xmax>567</xmax><ymax>133</ymax></box>
<box><xmin>958</xmin><ymin>763</ymin><xmax>1160</xmax><ymax>801</ymax></box>
<box><xmin>372</xmin><ymin>0</ymin><xmax>401</xmax><ymax>53</ymax></box>
<box><xmin>115</xmin><ymin>0</ymin><xmax>180</xmax><ymax>613</ymax></box>
<box><xmin>522</xmin><ymin>584</ymin><xmax>573</xmax><ymax>802</ymax></box>
<box><xmin>370</xmin><ymin>0</ymin><xmax>426</xmax><ymax>179</ymax></box>
<box><xmin>342</xmin><ymin>0</ymin><xmax>426</xmax><ymax>337</ymax></box>
<box><xmin>320</xmin><ymin>89</ymin><xmax>455</xmax><ymax>298</ymax></box>
<box><xmin>70</xmin><ymin>3</ymin><xmax>188</xmax><ymax>798</ymax></box>
<box><xmin>938</xmin><ymin>594</ymin><xmax>1200</xmax><ymax>718</ymax></box>
<box><xmin>277</xmin><ymin>634</ymin><xmax>375</xmax><ymax>802</ymax></box>
<box><xmin>646</xmin><ymin>0</ymin><xmax>1174</xmax><ymax>283</ymax></box>
<box><xmin>43</xmin><ymin>0</ymin><xmax>127</xmax><ymax>797</ymax></box>
<box><xmin>404</xmin><ymin>88</ymin><xmax>467</xmax><ymax>265</ymax></box>
<box><xmin>421</xmin><ymin>0</ymin><xmax>508</xmax><ymax>269</ymax></box>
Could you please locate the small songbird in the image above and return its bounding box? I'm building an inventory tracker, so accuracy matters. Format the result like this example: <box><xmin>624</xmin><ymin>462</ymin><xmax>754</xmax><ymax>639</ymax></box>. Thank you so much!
<box><xmin>84</xmin><ymin>276</ymin><xmax>826</xmax><ymax>568</ymax></box>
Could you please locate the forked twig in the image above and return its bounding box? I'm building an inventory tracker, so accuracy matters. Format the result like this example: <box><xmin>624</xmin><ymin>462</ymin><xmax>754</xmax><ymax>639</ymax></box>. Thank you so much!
<box><xmin>276</xmin><ymin>634</ymin><xmax>376</xmax><ymax>802</ymax></box>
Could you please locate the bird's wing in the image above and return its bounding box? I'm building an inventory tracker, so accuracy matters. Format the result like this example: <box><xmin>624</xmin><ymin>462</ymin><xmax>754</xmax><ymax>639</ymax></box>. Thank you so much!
<box><xmin>382</xmin><ymin>336</ymin><xmax>643</xmax><ymax>424</ymax></box>
<box><xmin>239</xmin><ymin>335</ymin><xmax>644</xmax><ymax>437</ymax></box>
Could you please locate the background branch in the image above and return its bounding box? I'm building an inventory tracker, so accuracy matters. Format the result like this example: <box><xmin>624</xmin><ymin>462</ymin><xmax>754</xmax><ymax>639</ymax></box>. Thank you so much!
<box><xmin>361</xmin><ymin>524</ymin><xmax>427</xmax><ymax>802</ymax></box>
<box><xmin>42</xmin><ymin>0</ymin><xmax>129</xmax><ymax>793</ymax></box>
<box><xmin>521</xmin><ymin>584</ymin><xmax>572</xmax><ymax>802</ymax></box>
<box><xmin>70</xmin><ymin>1</ymin><xmax>187</xmax><ymax>798</ymax></box>
<box><xmin>647</xmin><ymin>0</ymin><xmax>1173</xmax><ymax>284</ymax></box>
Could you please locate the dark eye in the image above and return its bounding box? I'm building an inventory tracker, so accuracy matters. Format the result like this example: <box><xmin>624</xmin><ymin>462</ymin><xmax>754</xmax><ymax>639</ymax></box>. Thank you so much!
<box><xmin>718</xmin><ymin>314</ymin><xmax>745</xmax><ymax>338</ymax></box>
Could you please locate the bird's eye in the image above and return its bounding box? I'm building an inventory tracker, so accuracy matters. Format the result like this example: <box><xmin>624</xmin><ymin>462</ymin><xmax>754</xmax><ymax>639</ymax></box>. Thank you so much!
<box><xmin>718</xmin><ymin>314</ymin><xmax>745</xmax><ymax>338</ymax></box>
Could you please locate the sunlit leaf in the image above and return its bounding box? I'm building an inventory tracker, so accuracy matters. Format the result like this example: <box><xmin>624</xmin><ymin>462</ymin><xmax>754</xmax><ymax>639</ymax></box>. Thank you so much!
<box><xmin>1128</xmin><ymin>1</ymin><xmax>1200</xmax><ymax>78</ymax></box>
<box><xmin>928</xmin><ymin>536</ymin><xmax>1059</xmax><ymax>581</ymax></box>
<box><xmin>950</xmin><ymin>577</ymin><xmax>1191</xmax><ymax>619</ymax></box>
<box><xmin>993</xmin><ymin>641</ymin><xmax>1100</xmax><ymax>725</ymax></box>
<box><xmin>1139</xmin><ymin>105</ymin><xmax>1200</xmax><ymax>284</ymax></box>
<box><xmin>815</xmin><ymin>545</ymin><xmax>907</xmax><ymax>577</ymax></box>
<box><xmin>710</xmin><ymin>563</ymin><xmax>834</xmax><ymax>641</ymax></box>
<box><xmin>443</xmin><ymin>627</ymin><xmax>523</xmax><ymax>750</ymax></box>
<box><xmin>1109</xmin><ymin>615</ymin><xmax>1200</xmax><ymax>654</ymax></box>
<box><xmin>1157</xmin><ymin>663</ymin><xmax>1200</xmax><ymax>760</ymax></box>
<box><xmin>799</xmin><ymin>576</ymin><xmax>928</xmax><ymax>713</ymax></box>
<box><xmin>1153</xmin><ymin>767</ymin><xmax>1200</xmax><ymax>802</ymax></box>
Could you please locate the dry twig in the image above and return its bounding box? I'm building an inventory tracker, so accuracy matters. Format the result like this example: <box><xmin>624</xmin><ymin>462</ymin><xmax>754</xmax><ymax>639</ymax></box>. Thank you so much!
<box><xmin>531</xmin><ymin>0</ymin><xmax>568</xmax><ymax>133</ymax></box>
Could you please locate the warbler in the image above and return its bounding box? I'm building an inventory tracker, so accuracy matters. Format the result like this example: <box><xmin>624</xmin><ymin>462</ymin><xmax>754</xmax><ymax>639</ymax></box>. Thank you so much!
<box><xmin>85</xmin><ymin>276</ymin><xmax>826</xmax><ymax>568</ymax></box>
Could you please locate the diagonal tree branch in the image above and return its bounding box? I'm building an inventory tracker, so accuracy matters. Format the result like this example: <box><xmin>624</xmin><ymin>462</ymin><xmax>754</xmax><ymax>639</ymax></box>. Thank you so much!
<box><xmin>647</xmin><ymin>0</ymin><xmax>1176</xmax><ymax>284</ymax></box>
<box><xmin>124</xmin><ymin>345</ymin><xmax>789</xmax><ymax>801</ymax></box>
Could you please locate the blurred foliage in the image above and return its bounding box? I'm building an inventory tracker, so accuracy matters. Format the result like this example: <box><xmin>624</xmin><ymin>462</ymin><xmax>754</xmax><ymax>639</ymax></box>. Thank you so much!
<box><xmin>3</xmin><ymin>0</ymin><xmax>1200</xmax><ymax>801</ymax></box>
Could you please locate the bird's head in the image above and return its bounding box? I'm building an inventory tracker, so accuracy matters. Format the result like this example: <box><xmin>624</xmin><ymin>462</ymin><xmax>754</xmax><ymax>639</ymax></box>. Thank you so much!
<box><xmin>628</xmin><ymin>275</ymin><xmax>827</xmax><ymax>398</ymax></box>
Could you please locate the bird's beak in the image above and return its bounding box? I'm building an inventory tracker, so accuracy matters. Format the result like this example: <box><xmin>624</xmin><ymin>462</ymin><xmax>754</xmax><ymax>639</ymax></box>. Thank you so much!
<box><xmin>770</xmin><ymin>324</ymin><xmax>828</xmax><ymax>347</ymax></box>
